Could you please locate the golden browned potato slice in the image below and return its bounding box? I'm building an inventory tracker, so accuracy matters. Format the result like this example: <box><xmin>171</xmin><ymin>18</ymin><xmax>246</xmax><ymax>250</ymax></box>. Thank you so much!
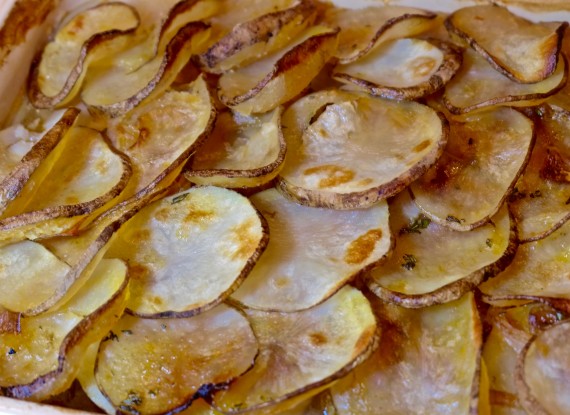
<box><xmin>444</xmin><ymin>49</ymin><xmax>567</xmax><ymax>115</ymax></box>
<box><xmin>218</xmin><ymin>25</ymin><xmax>339</xmax><ymax>114</ymax></box>
<box><xmin>94</xmin><ymin>304</ymin><xmax>258</xmax><ymax>415</ymax></box>
<box><xmin>0</xmin><ymin>108</ymin><xmax>79</xmax><ymax>215</ymax></box>
<box><xmin>410</xmin><ymin>107</ymin><xmax>534</xmax><ymax>231</ymax></box>
<box><xmin>28</xmin><ymin>3</ymin><xmax>140</xmax><ymax>109</ymax></box>
<box><xmin>323</xmin><ymin>5</ymin><xmax>436</xmax><ymax>64</ymax></box>
<box><xmin>231</xmin><ymin>188</ymin><xmax>391</xmax><ymax>311</ymax></box>
<box><xmin>445</xmin><ymin>5</ymin><xmax>567</xmax><ymax>83</ymax></box>
<box><xmin>510</xmin><ymin>105</ymin><xmax>570</xmax><ymax>242</ymax></box>
<box><xmin>366</xmin><ymin>191</ymin><xmax>515</xmax><ymax>308</ymax></box>
<box><xmin>333</xmin><ymin>38</ymin><xmax>462</xmax><ymax>100</ymax></box>
<box><xmin>0</xmin><ymin>258</ymin><xmax>128</xmax><ymax>401</ymax></box>
<box><xmin>212</xmin><ymin>286</ymin><xmax>377</xmax><ymax>414</ymax></box>
<box><xmin>331</xmin><ymin>292</ymin><xmax>482</xmax><ymax>415</ymax></box>
<box><xmin>277</xmin><ymin>89</ymin><xmax>447</xmax><ymax>209</ymax></box>
<box><xmin>185</xmin><ymin>108</ymin><xmax>286</xmax><ymax>189</ymax></box>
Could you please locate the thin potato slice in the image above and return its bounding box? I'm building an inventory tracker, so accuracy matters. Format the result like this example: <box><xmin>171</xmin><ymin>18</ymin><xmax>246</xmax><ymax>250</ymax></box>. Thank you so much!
<box><xmin>331</xmin><ymin>292</ymin><xmax>482</xmax><ymax>415</ymax></box>
<box><xmin>28</xmin><ymin>3</ymin><xmax>140</xmax><ymax>108</ymax></box>
<box><xmin>0</xmin><ymin>259</ymin><xmax>128</xmax><ymax>401</ymax></box>
<box><xmin>366</xmin><ymin>192</ymin><xmax>515</xmax><ymax>308</ymax></box>
<box><xmin>185</xmin><ymin>108</ymin><xmax>285</xmax><ymax>189</ymax></box>
<box><xmin>445</xmin><ymin>5</ymin><xmax>567</xmax><ymax>83</ymax></box>
<box><xmin>444</xmin><ymin>49</ymin><xmax>567</xmax><ymax>115</ymax></box>
<box><xmin>106</xmin><ymin>187</ymin><xmax>268</xmax><ymax>317</ymax></box>
<box><xmin>277</xmin><ymin>89</ymin><xmax>447</xmax><ymax>209</ymax></box>
<box><xmin>333</xmin><ymin>38</ymin><xmax>462</xmax><ymax>100</ymax></box>
<box><xmin>410</xmin><ymin>107</ymin><xmax>534</xmax><ymax>231</ymax></box>
<box><xmin>212</xmin><ymin>286</ymin><xmax>377</xmax><ymax>414</ymax></box>
<box><xmin>231</xmin><ymin>188</ymin><xmax>391</xmax><ymax>311</ymax></box>
<box><xmin>323</xmin><ymin>5</ymin><xmax>436</xmax><ymax>64</ymax></box>
<box><xmin>218</xmin><ymin>26</ymin><xmax>339</xmax><ymax>114</ymax></box>
<box><xmin>95</xmin><ymin>304</ymin><xmax>258</xmax><ymax>415</ymax></box>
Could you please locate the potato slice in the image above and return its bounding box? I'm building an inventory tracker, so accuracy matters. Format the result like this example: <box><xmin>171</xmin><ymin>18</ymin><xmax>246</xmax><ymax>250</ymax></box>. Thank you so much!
<box><xmin>185</xmin><ymin>108</ymin><xmax>286</xmax><ymax>189</ymax></box>
<box><xmin>323</xmin><ymin>5</ymin><xmax>436</xmax><ymax>64</ymax></box>
<box><xmin>94</xmin><ymin>304</ymin><xmax>258</xmax><ymax>415</ymax></box>
<box><xmin>28</xmin><ymin>3</ymin><xmax>140</xmax><ymax>108</ymax></box>
<box><xmin>0</xmin><ymin>258</ymin><xmax>128</xmax><ymax>401</ymax></box>
<box><xmin>366</xmin><ymin>191</ymin><xmax>515</xmax><ymax>308</ymax></box>
<box><xmin>444</xmin><ymin>49</ymin><xmax>567</xmax><ymax>115</ymax></box>
<box><xmin>218</xmin><ymin>25</ymin><xmax>339</xmax><ymax>114</ymax></box>
<box><xmin>410</xmin><ymin>107</ymin><xmax>533</xmax><ymax>231</ymax></box>
<box><xmin>510</xmin><ymin>105</ymin><xmax>570</xmax><ymax>242</ymax></box>
<box><xmin>333</xmin><ymin>38</ymin><xmax>462</xmax><ymax>100</ymax></box>
<box><xmin>277</xmin><ymin>89</ymin><xmax>447</xmax><ymax>209</ymax></box>
<box><xmin>331</xmin><ymin>292</ymin><xmax>482</xmax><ymax>415</ymax></box>
<box><xmin>212</xmin><ymin>286</ymin><xmax>377</xmax><ymax>414</ymax></box>
<box><xmin>231</xmin><ymin>188</ymin><xmax>391</xmax><ymax>311</ymax></box>
<box><xmin>445</xmin><ymin>5</ymin><xmax>567</xmax><ymax>83</ymax></box>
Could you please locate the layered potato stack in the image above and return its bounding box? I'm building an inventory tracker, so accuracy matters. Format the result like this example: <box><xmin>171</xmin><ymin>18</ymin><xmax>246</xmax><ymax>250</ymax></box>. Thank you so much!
<box><xmin>0</xmin><ymin>0</ymin><xmax>569</xmax><ymax>414</ymax></box>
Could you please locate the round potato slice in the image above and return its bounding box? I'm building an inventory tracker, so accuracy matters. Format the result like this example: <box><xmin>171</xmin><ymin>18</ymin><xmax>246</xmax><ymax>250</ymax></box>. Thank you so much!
<box><xmin>105</xmin><ymin>187</ymin><xmax>268</xmax><ymax>317</ymax></box>
<box><xmin>366</xmin><ymin>192</ymin><xmax>515</xmax><ymax>308</ymax></box>
<box><xmin>410</xmin><ymin>107</ymin><xmax>534</xmax><ymax>231</ymax></box>
<box><xmin>333</xmin><ymin>38</ymin><xmax>462</xmax><ymax>100</ymax></box>
<box><xmin>95</xmin><ymin>304</ymin><xmax>258</xmax><ymax>415</ymax></box>
<box><xmin>212</xmin><ymin>286</ymin><xmax>377</xmax><ymax>414</ymax></box>
<box><xmin>231</xmin><ymin>188</ymin><xmax>391</xmax><ymax>311</ymax></box>
<box><xmin>277</xmin><ymin>89</ymin><xmax>447</xmax><ymax>209</ymax></box>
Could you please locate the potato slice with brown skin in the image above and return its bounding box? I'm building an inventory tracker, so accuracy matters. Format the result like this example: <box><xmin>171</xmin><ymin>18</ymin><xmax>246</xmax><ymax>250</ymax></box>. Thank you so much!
<box><xmin>28</xmin><ymin>3</ymin><xmax>140</xmax><ymax>109</ymax></box>
<box><xmin>331</xmin><ymin>292</ymin><xmax>482</xmax><ymax>415</ymax></box>
<box><xmin>94</xmin><ymin>304</ymin><xmax>258</xmax><ymax>415</ymax></box>
<box><xmin>366</xmin><ymin>192</ymin><xmax>516</xmax><ymax>308</ymax></box>
<box><xmin>277</xmin><ymin>89</ymin><xmax>447</xmax><ymax>209</ymax></box>
<box><xmin>445</xmin><ymin>5</ymin><xmax>567</xmax><ymax>84</ymax></box>
<box><xmin>0</xmin><ymin>258</ymin><xmax>129</xmax><ymax>401</ymax></box>
<box><xmin>410</xmin><ymin>107</ymin><xmax>534</xmax><ymax>231</ymax></box>
<box><xmin>231</xmin><ymin>188</ymin><xmax>391</xmax><ymax>312</ymax></box>
<box><xmin>333</xmin><ymin>38</ymin><xmax>462</xmax><ymax>100</ymax></box>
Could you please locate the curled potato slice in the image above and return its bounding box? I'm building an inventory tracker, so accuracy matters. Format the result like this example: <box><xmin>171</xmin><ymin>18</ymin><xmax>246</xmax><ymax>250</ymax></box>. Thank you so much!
<box><xmin>331</xmin><ymin>292</ymin><xmax>482</xmax><ymax>415</ymax></box>
<box><xmin>445</xmin><ymin>5</ymin><xmax>567</xmax><ymax>83</ymax></box>
<box><xmin>0</xmin><ymin>259</ymin><xmax>128</xmax><ymax>401</ymax></box>
<box><xmin>28</xmin><ymin>3</ymin><xmax>140</xmax><ymax>108</ymax></box>
<box><xmin>231</xmin><ymin>188</ymin><xmax>391</xmax><ymax>311</ymax></box>
<box><xmin>95</xmin><ymin>304</ymin><xmax>258</xmax><ymax>415</ymax></box>
<box><xmin>410</xmin><ymin>107</ymin><xmax>534</xmax><ymax>231</ymax></box>
<box><xmin>277</xmin><ymin>89</ymin><xmax>447</xmax><ymax>209</ymax></box>
<box><xmin>333</xmin><ymin>38</ymin><xmax>462</xmax><ymax>100</ymax></box>
<box><xmin>366</xmin><ymin>192</ymin><xmax>515</xmax><ymax>308</ymax></box>
<box><xmin>185</xmin><ymin>107</ymin><xmax>286</xmax><ymax>189</ymax></box>
<box><xmin>212</xmin><ymin>286</ymin><xmax>377</xmax><ymax>414</ymax></box>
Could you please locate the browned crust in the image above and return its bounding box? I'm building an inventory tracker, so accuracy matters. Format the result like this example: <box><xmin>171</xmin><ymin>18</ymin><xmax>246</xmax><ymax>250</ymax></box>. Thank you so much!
<box><xmin>0</xmin><ymin>107</ymin><xmax>79</xmax><ymax>215</ymax></box>
<box><xmin>158</xmin><ymin>0</ymin><xmax>201</xmax><ymax>46</ymax></box>
<box><xmin>276</xmin><ymin>111</ymin><xmax>449</xmax><ymax>210</ymax></box>
<box><xmin>333</xmin><ymin>38</ymin><xmax>463</xmax><ymax>101</ymax></box>
<box><xmin>0</xmin><ymin>309</ymin><xmax>20</xmax><ymax>334</ymax></box>
<box><xmin>444</xmin><ymin>4</ymin><xmax>568</xmax><ymax>84</ymax></box>
<box><xmin>27</xmin><ymin>2</ymin><xmax>140</xmax><ymax>109</ymax></box>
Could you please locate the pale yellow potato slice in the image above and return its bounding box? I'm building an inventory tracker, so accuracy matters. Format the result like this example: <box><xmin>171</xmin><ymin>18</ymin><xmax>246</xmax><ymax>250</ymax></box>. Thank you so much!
<box><xmin>218</xmin><ymin>25</ymin><xmax>339</xmax><ymax>114</ymax></box>
<box><xmin>231</xmin><ymin>188</ymin><xmax>391</xmax><ymax>311</ymax></box>
<box><xmin>444</xmin><ymin>49</ymin><xmax>567</xmax><ymax>115</ymax></box>
<box><xmin>410</xmin><ymin>107</ymin><xmax>533</xmax><ymax>231</ymax></box>
<box><xmin>331</xmin><ymin>292</ymin><xmax>482</xmax><ymax>415</ymax></box>
<box><xmin>0</xmin><ymin>259</ymin><xmax>128</xmax><ymax>401</ymax></box>
<box><xmin>367</xmin><ymin>192</ymin><xmax>515</xmax><ymax>308</ymax></box>
<box><xmin>277</xmin><ymin>89</ymin><xmax>447</xmax><ymax>209</ymax></box>
<box><xmin>323</xmin><ymin>5</ymin><xmax>436</xmax><ymax>64</ymax></box>
<box><xmin>333</xmin><ymin>38</ymin><xmax>462</xmax><ymax>100</ymax></box>
<box><xmin>95</xmin><ymin>304</ymin><xmax>258</xmax><ymax>415</ymax></box>
<box><xmin>212</xmin><ymin>286</ymin><xmax>377</xmax><ymax>414</ymax></box>
<box><xmin>445</xmin><ymin>5</ymin><xmax>567</xmax><ymax>83</ymax></box>
<box><xmin>28</xmin><ymin>3</ymin><xmax>140</xmax><ymax>108</ymax></box>
<box><xmin>185</xmin><ymin>108</ymin><xmax>286</xmax><ymax>189</ymax></box>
